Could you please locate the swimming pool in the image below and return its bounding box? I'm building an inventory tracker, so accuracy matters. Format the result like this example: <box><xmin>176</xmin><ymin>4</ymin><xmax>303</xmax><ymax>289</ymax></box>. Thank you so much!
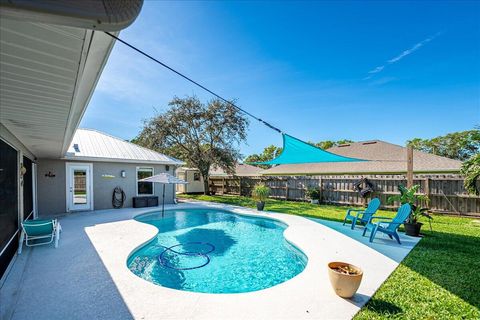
<box><xmin>127</xmin><ymin>208</ymin><xmax>307</xmax><ymax>293</ymax></box>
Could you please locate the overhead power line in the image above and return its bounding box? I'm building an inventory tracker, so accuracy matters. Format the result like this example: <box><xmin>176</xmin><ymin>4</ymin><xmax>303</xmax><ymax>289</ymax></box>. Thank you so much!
<box><xmin>104</xmin><ymin>31</ymin><xmax>282</xmax><ymax>134</ymax></box>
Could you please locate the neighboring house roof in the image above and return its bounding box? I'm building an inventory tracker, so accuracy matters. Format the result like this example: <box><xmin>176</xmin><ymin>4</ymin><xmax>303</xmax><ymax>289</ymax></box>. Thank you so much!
<box><xmin>210</xmin><ymin>164</ymin><xmax>263</xmax><ymax>177</ymax></box>
<box><xmin>177</xmin><ymin>164</ymin><xmax>263</xmax><ymax>177</ymax></box>
<box><xmin>262</xmin><ymin>140</ymin><xmax>462</xmax><ymax>175</ymax></box>
<box><xmin>64</xmin><ymin>129</ymin><xmax>184</xmax><ymax>165</ymax></box>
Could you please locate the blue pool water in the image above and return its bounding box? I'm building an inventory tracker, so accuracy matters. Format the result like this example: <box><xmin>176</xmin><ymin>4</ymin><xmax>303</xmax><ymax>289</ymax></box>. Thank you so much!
<box><xmin>127</xmin><ymin>208</ymin><xmax>307</xmax><ymax>293</ymax></box>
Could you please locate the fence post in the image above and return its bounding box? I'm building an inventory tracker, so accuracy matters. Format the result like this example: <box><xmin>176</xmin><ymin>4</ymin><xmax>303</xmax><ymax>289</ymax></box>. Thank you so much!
<box><xmin>285</xmin><ymin>179</ymin><xmax>289</xmax><ymax>200</ymax></box>
<box><xmin>319</xmin><ymin>176</ymin><xmax>323</xmax><ymax>203</ymax></box>
<box><xmin>424</xmin><ymin>178</ymin><xmax>431</xmax><ymax>207</ymax></box>
<box><xmin>424</xmin><ymin>178</ymin><xmax>430</xmax><ymax>197</ymax></box>
<box><xmin>238</xmin><ymin>177</ymin><xmax>242</xmax><ymax>196</ymax></box>
<box><xmin>407</xmin><ymin>145</ymin><xmax>414</xmax><ymax>188</ymax></box>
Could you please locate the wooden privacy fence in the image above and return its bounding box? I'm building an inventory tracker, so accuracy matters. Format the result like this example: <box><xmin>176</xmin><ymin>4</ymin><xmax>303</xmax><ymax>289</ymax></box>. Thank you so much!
<box><xmin>208</xmin><ymin>174</ymin><xmax>480</xmax><ymax>217</ymax></box>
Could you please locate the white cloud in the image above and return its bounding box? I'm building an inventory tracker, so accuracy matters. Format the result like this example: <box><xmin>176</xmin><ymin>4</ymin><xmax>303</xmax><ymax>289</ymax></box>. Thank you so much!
<box><xmin>368</xmin><ymin>66</ymin><xmax>385</xmax><ymax>74</ymax></box>
<box><xmin>365</xmin><ymin>32</ymin><xmax>441</xmax><ymax>80</ymax></box>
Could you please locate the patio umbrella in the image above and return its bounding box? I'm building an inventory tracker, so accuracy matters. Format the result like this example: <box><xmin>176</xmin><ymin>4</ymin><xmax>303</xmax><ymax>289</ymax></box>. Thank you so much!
<box><xmin>139</xmin><ymin>172</ymin><xmax>188</xmax><ymax>217</ymax></box>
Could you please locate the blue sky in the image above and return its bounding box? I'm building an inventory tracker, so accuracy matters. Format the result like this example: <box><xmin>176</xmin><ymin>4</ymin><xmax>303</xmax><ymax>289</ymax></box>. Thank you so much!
<box><xmin>81</xmin><ymin>1</ymin><xmax>480</xmax><ymax>157</ymax></box>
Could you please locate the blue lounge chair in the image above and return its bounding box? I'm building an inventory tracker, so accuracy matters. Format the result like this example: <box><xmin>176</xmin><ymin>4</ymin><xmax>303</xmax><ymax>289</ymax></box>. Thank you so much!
<box><xmin>18</xmin><ymin>219</ymin><xmax>61</xmax><ymax>254</ymax></box>
<box><xmin>362</xmin><ymin>203</ymin><xmax>411</xmax><ymax>244</ymax></box>
<box><xmin>343</xmin><ymin>198</ymin><xmax>381</xmax><ymax>230</ymax></box>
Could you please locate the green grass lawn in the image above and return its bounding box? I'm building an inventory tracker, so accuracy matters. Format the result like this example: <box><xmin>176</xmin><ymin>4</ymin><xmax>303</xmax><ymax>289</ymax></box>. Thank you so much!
<box><xmin>179</xmin><ymin>194</ymin><xmax>480</xmax><ymax>319</ymax></box>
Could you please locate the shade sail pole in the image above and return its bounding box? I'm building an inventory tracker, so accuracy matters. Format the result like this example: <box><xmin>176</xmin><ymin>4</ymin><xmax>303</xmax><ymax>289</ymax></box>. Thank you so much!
<box><xmin>407</xmin><ymin>145</ymin><xmax>414</xmax><ymax>188</ymax></box>
<box><xmin>162</xmin><ymin>184</ymin><xmax>165</xmax><ymax>218</ymax></box>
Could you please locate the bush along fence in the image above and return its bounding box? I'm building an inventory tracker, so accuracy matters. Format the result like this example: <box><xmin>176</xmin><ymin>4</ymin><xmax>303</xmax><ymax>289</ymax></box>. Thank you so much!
<box><xmin>208</xmin><ymin>174</ymin><xmax>480</xmax><ymax>217</ymax></box>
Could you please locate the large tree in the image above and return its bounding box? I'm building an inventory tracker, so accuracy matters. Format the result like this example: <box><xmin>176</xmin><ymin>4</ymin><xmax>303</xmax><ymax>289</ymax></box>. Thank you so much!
<box><xmin>133</xmin><ymin>96</ymin><xmax>248</xmax><ymax>194</ymax></box>
<box><xmin>407</xmin><ymin>129</ymin><xmax>480</xmax><ymax>161</ymax></box>
<box><xmin>313</xmin><ymin>139</ymin><xmax>354</xmax><ymax>150</ymax></box>
<box><xmin>461</xmin><ymin>153</ymin><xmax>480</xmax><ymax>195</ymax></box>
<box><xmin>244</xmin><ymin>145</ymin><xmax>283</xmax><ymax>169</ymax></box>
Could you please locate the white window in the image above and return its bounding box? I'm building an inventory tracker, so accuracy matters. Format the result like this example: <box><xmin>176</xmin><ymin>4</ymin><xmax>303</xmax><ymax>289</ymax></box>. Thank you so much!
<box><xmin>137</xmin><ymin>167</ymin><xmax>154</xmax><ymax>195</ymax></box>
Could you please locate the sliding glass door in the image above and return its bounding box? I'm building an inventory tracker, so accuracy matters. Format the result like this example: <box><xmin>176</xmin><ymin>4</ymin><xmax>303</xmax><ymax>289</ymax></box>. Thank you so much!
<box><xmin>0</xmin><ymin>139</ymin><xmax>18</xmax><ymax>278</ymax></box>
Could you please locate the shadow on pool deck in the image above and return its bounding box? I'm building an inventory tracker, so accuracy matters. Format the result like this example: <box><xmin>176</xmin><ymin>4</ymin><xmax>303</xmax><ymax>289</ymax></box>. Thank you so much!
<box><xmin>308</xmin><ymin>218</ymin><xmax>421</xmax><ymax>263</ymax></box>
<box><xmin>0</xmin><ymin>210</ymin><xmax>135</xmax><ymax>320</ymax></box>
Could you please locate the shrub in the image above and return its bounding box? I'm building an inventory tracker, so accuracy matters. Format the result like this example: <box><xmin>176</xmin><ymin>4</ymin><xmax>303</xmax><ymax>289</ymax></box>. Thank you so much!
<box><xmin>306</xmin><ymin>187</ymin><xmax>321</xmax><ymax>200</ymax></box>
<box><xmin>251</xmin><ymin>183</ymin><xmax>271</xmax><ymax>203</ymax></box>
<box><xmin>387</xmin><ymin>184</ymin><xmax>432</xmax><ymax>223</ymax></box>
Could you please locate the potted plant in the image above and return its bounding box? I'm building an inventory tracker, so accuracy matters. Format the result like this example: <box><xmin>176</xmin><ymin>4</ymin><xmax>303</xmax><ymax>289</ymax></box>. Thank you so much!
<box><xmin>387</xmin><ymin>184</ymin><xmax>432</xmax><ymax>237</ymax></box>
<box><xmin>327</xmin><ymin>262</ymin><xmax>363</xmax><ymax>298</ymax></box>
<box><xmin>306</xmin><ymin>187</ymin><xmax>321</xmax><ymax>204</ymax></box>
<box><xmin>252</xmin><ymin>183</ymin><xmax>271</xmax><ymax>211</ymax></box>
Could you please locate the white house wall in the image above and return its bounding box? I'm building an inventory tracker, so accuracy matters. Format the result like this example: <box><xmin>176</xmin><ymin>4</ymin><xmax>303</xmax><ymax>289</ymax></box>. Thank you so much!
<box><xmin>37</xmin><ymin>160</ymin><xmax>176</xmax><ymax>216</ymax></box>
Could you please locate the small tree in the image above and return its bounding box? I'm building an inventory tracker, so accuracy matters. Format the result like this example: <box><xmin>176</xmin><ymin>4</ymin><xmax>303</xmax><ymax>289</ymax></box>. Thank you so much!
<box><xmin>251</xmin><ymin>183</ymin><xmax>271</xmax><ymax>211</ymax></box>
<box><xmin>134</xmin><ymin>96</ymin><xmax>248</xmax><ymax>195</ymax></box>
<box><xmin>251</xmin><ymin>183</ymin><xmax>271</xmax><ymax>203</ymax></box>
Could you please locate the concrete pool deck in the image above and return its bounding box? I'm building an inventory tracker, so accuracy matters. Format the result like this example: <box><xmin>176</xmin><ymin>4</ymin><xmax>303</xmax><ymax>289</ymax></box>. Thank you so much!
<box><xmin>1</xmin><ymin>201</ymin><xmax>420</xmax><ymax>320</ymax></box>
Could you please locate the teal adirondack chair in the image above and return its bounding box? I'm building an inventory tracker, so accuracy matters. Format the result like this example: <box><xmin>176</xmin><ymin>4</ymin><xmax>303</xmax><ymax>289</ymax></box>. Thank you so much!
<box><xmin>343</xmin><ymin>198</ymin><xmax>381</xmax><ymax>230</ymax></box>
<box><xmin>18</xmin><ymin>219</ymin><xmax>61</xmax><ymax>254</ymax></box>
<box><xmin>362</xmin><ymin>203</ymin><xmax>411</xmax><ymax>244</ymax></box>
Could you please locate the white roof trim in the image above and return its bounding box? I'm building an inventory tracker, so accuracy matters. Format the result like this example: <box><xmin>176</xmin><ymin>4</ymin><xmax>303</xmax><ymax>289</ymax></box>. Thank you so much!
<box><xmin>62</xmin><ymin>155</ymin><xmax>184</xmax><ymax>166</ymax></box>
<box><xmin>60</xmin><ymin>31</ymin><xmax>118</xmax><ymax>156</ymax></box>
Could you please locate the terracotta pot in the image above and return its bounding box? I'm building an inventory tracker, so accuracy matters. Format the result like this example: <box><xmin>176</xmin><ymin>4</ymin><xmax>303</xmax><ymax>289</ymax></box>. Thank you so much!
<box><xmin>328</xmin><ymin>262</ymin><xmax>363</xmax><ymax>298</ymax></box>
<box><xmin>404</xmin><ymin>222</ymin><xmax>423</xmax><ymax>237</ymax></box>
<box><xmin>256</xmin><ymin>201</ymin><xmax>265</xmax><ymax>211</ymax></box>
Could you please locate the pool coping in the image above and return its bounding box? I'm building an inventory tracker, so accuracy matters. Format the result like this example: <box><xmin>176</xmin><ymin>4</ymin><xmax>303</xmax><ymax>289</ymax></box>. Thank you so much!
<box><xmin>82</xmin><ymin>200</ymin><xmax>418</xmax><ymax>319</ymax></box>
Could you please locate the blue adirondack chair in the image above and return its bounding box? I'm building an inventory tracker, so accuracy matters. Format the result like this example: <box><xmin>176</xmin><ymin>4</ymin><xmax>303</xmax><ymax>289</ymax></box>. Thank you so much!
<box><xmin>343</xmin><ymin>198</ymin><xmax>381</xmax><ymax>230</ymax></box>
<box><xmin>362</xmin><ymin>203</ymin><xmax>411</xmax><ymax>244</ymax></box>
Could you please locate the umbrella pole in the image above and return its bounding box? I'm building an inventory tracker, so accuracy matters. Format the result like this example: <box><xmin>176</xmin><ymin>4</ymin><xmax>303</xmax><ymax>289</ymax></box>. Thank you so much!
<box><xmin>162</xmin><ymin>184</ymin><xmax>165</xmax><ymax>218</ymax></box>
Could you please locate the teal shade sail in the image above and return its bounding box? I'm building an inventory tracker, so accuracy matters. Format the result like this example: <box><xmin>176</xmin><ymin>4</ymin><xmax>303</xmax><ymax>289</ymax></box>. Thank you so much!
<box><xmin>251</xmin><ymin>134</ymin><xmax>367</xmax><ymax>165</ymax></box>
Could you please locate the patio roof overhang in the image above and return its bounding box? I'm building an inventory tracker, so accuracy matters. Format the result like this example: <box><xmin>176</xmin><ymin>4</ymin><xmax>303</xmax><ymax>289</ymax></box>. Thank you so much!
<box><xmin>0</xmin><ymin>0</ymin><xmax>143</xmax><ymax>32</ymax></box>
<box><xmin>0</xmin><ymin>1</ymin><xmax>143</xmax><ymax>159</ymax></box>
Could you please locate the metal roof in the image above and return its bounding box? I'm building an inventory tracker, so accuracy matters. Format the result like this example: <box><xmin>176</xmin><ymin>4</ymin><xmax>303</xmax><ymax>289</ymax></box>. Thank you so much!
<box><xmin>261</xmin><ymin>140</ymin><xmax>462</xmax><ymax>175</ymax></box>
<box><xmin>64</xmin><ymin>129</ymin><xmax>184</xmax><ymax>165</ymax></box>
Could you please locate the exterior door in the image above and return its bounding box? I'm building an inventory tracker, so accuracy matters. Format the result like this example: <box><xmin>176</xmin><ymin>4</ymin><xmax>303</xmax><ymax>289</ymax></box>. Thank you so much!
<box><xmin>66</xmin><ymin>163</ymin><xmax>93</xmax><ymax>212</ymax></box>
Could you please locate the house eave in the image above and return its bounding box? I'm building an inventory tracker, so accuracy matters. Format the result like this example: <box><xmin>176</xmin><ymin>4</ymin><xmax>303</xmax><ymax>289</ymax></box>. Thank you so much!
<box><xmin>0</xmin><ymin>0</ymin><xmax>143</xmax><ymax>32</ymax></box>
<box><xmin>62</xmin><ymin>155</ymin><xmax>185</xmax><ymax>166</ymax></box>
<box><xmin>59</xmin><ymin>30</ymin><xmax>118</xmax><ymax>157</ymax></box>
